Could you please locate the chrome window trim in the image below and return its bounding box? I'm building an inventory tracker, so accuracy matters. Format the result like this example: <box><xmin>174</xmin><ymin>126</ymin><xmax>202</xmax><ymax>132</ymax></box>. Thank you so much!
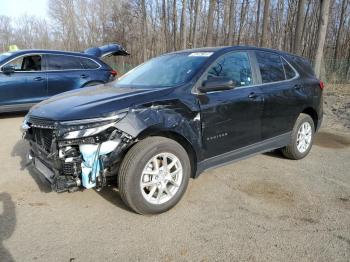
<box><xmin>0</xmin><ymin>53</ymin><xmax>44</xmax><ymax>73</ymax></box>
<box><xmin>0</xmin><ymin>53</ymin><xmax>101</xmax><ymax>73</ymax></box>
<box><xmin>43</xmin><ymin>53</ymin><xmax>102</xmax><ymax>71</ymax></box>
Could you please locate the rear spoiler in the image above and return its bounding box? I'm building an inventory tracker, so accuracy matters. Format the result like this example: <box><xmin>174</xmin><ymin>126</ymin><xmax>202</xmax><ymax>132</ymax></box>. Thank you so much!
<box><xmin>84</xmin><ymin>43</ymin><xmax>130</xmax><ymax>58</ymax></box>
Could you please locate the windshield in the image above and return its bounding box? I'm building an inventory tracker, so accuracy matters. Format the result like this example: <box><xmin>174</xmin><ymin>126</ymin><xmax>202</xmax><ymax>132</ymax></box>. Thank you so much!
<box><xmin>0</xmin><ymin>52</ymin><xmax>13</xmax><ymax>63</ymax></box>
<box><xmin>115</xmin><ymin>52</ymin><xmax>212</xmax><ymax>88</ymax></box>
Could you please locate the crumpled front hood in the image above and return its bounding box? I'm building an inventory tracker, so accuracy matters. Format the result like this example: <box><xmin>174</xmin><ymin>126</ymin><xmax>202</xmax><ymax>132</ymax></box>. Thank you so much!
<box><xmin>29</xmin><ymin>83</ymin><xmax>172</xmax><ymax>121</ymax></box>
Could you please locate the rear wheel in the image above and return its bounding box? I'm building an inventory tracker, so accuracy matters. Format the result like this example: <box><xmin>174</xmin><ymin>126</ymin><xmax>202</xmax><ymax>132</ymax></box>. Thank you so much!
<box><xmin>118</xmin><ymin>136</ymin><xmax>190</xmax><ymax>215</ymax></box>
<box><xmin>282</xmin><ymin>113</ymin><xmax>315</xmax><ymax>160</ymax></box>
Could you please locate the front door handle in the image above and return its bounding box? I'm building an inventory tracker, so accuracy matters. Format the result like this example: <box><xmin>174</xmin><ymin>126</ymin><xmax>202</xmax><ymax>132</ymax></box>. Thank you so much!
<box><xmin>34</xmin><ymin>77</ymin><xmax>44</xmax><ymax>81</ymax></box>
<box><xmin>248</xmin><ymin>92</ymin><xmax>258</xmax><ymax>99</ymax></box>
<box><xmin>80</xmin><ymin>74</ymin><xmax>88</xmax><ymax>79</ymax></box>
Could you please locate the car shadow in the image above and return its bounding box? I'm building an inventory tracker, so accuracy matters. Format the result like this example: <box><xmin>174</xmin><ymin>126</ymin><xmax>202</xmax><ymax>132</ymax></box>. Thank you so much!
<box><xmin>0</xmin><ymin>111</ymin><xmax>26</xmax><ymax>119</ymax></box>
<box><xmin>97</xmin><ymin>185</ymin><xmax>132</xmax><ymax>213</ymax></box>
<box><xmin>0</xmin><ymin>192</ymin><xmax>16</xmax><ymax>262</ymax></box>
<box><xmin>263</xmin><ymin>149</ymin><xmax>286</xmax><ymax>159</ymax></box>
<box><xmin>11</xmin><ymin>139</ymin><xmax>51</xmax><ymax>193</ymax></box>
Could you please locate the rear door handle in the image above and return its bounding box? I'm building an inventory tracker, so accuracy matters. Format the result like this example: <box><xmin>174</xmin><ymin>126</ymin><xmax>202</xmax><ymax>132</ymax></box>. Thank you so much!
<box><xmin>248</xmin><ymin>92</ymin><xmax>258</xmax><ymax>99</ymax></box>
<box><xmin>34</xmin><ymin>77</ymin><xmax>44</xmax><ymax>81</ymax></box>
<box><xmin>80</xmin><ymin>74</ymin><xmax>88</xmax><ymax>79</ymax></box>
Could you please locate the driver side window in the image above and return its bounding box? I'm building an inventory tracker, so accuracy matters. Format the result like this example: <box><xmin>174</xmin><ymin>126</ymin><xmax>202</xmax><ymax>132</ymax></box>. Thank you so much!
<box><xmin>206</xmin><ymin>52</ymin><xmax>253</xmax><ymax>87</ymax></box>
<box><xmin>6</xmin><ymin>55</ymin><xmax>42</xmax><ymax>71</ymax></box>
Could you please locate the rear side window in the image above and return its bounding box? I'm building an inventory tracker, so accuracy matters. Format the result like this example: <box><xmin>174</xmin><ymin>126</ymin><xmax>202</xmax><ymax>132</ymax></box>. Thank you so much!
<box><xmin>282</xmin><ymin>58</ymin><xmax>296</xmax><ymax>79</ymax></box>
<box><xmin>206</xmin><ymin>51</ymin><xmax>253</xmax><ymax>87</ymax></box>
<box><xmin>46</xmin><ymin>55</ymin><xmax>83</xmax><ymax>70</ymax></box>
<box><xmin>256</xmin><ymin>51</ymin><xmax>285</xmax><ymax>83</ymax></box>
<box><xmin>80</xmin><ymin>57</ymin><xmax>100</xmax><ymax>69</ymax></box>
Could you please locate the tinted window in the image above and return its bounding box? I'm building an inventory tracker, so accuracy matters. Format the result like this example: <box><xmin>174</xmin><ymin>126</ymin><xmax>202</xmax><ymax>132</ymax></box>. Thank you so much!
<box><xmin>206</xmin><ymin>51</ymin><xmax>253</xmax><ymax>87</ymax></box>
<box><xmin>5</xmin><ymin>55</ymin><xmax>42</xmax><ymax>71</ymax></box>
<box><xmin>256</xmin><ymin>51</ymin><xmax>285</xmax><ymax>83</ymax></box>
<box><xmin>46</xmin><ymin>55</ymin><xmax>83</xmax><ymax>70</ymax></box>
<box><xmin>80</xmin><ymin>58</ymin><xmax>99</xmax><ymax>69</ymax></box>
<box><xmin>282</xmin><ymin>58</ymin><xmax>296</xmax><ymax>79</ymax></box>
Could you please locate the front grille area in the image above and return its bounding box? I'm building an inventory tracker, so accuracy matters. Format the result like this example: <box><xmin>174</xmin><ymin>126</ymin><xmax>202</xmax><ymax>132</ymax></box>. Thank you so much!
<box><xmin>28</xmin><ymin>116</ymin><xmax>55</xmax><ymax>129</ymax></box>
<box><xmin>31</xmin><ymin>127</ymin><xmax>54</xmax><ymax>152</ymax></box>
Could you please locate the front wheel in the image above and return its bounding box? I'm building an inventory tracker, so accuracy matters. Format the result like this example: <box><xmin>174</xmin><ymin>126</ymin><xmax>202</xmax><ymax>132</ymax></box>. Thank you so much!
<box><xmin>118</xmin><ymin>136</ymin><xmax>191</xmax><ymax>215</ymax></box>
<box><xmin>282</xmin><ymin>113</ymin><xmax>315</xmax><ymax>160</ymax></box>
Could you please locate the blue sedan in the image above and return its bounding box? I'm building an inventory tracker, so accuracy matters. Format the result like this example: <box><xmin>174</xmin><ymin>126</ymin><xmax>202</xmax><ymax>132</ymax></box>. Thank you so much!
<box><xmin>0</xmin><ymin>43</ymin><xmax>129</xmax><ymax>112</ymax></box>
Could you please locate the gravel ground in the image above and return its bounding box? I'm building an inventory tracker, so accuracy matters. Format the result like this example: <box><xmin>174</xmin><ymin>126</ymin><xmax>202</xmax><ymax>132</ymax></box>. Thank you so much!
<box><xmin>0</xmin><ymin>99</ymin><xmax>349</xmax><ymax>261</ymax></box>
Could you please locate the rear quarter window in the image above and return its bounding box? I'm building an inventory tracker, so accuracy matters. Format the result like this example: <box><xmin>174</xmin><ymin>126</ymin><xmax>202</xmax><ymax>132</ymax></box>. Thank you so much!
<box><xmin>80</xmin><ymin>57</ymin><xmax>100</xmax><ymax>69</ymax></box>
<box><xmin>285</xmin><ymin>55</ymin><xmax>315</xmax><ymax>78</ymax></box>
<box><xmin>255</xmin><ymin>51</ymin><xmax>285</xmax><ymax>83</ymax></box>
<box><xmin>281</xmin><ymin>58</ymin><xmax>296</xmax><ymax>79</ymax></box>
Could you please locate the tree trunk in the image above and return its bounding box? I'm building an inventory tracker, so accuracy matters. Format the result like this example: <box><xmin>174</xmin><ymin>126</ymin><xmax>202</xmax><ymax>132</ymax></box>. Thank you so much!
<box><xmin>294</xmin><ymin>0</ymin><xmax>306</xmax><ymax>54</ymax></box>
<box><xmin>180</xmin><ymin>0</ymin><xmax>187</xmax><ymax>49</ymax></box>
<box><xmin>237</xmin><ymin>0</ymin><xmax>248</xmax><ymax>45</ymax></box>
<box><xmin>206</xmin><ymin>0</ymin><xmax>216</xmax><ymax>46</ymax></box>
<box><xmin>255</xmin><ymin>0</ymin><xmax>261</xmax><ymax>46</ymax></box>
<box><xmin>192</xmin><ymin>0</ymin><xmax>200</xmax><ymax>48</ymax></box>
<box><xmin>260</xmin><ymin>0</ymin><xmax>270</xmax><ymax>47</ymax></box>
<box><xmin>141</xmin><ymin>0</ymin><xmax>147</xmax><ymax>61</ymax></box>
<box><xmin>173</xmin><ymin>0</ymin><xmax>177</xmax><ymax>50</ymax></box>
<box><xmin>162</xmin><ymin>0</ymin><xmax>168</xmax><ymax>52</ymax></box>
<box><xmin>223</xmin><ymin>0</ymin><xmax>230</xmax><ymax>45</ymax></box>
<box><xmin>314</xmin><ymin>0</ymin><xmax>331</xmax><ymax>78</ymax></box>
<box><xmin>333</xmin><ymin>0</ymin><xmax>348</xmax><ymax>66</ymax></box>
<box><xmin>228</xmin><ymin>0</ymin><xmax>235</xmax><ymax>45</ymax></box>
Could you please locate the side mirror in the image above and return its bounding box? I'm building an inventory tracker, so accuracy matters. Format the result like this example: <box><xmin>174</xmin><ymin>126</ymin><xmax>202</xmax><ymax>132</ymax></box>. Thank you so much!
<box><xmin>2</xmin><ymin>65</ymin><xmax>15</xmax><ymax>74</ymax></box>
<box><xmin>198</xmin><ymin>77</ymin><xmax>235</xmax><ymax>93</ymax></box>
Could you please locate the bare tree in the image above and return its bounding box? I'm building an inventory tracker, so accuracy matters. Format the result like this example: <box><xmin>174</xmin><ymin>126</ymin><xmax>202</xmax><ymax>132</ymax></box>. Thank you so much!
<box><xmin>255</xmin><ymin>0</ymin><xmax>261</xmax><ymax>46</ymax></box>
<box><xmin>294</xmin><ymin>0</ymin><xmax>306</xmax><ymax>54</ymax></box>
<box><xmin>206</xmin><ymin>0</ymin><xmax>216</xmax><ymax>46</ymax></box>
<box><xmin>192</xmin><ymin>0</ymin><xmax>200</xmax><ymax>48</ymax></box>
<box><xmin>180</xmin><ymin>0</ymin><xmax>187</xmax><ymax>49</ymax></box>
<box><xmin>260</xmin><ymin>0</ymin><xmax>270</xmax><ymax>47</ymax></box>
<box><xmin>228</xmin><ymin>0</ymin><xmax>235</xmax><ymax>45</ymax></box>
<box><xmin>314</xmin><ymin>0</ymin><xmax>331</xmax><ymax>78</ymax></box>
<box><xmin>333</xmin><ymin>0</ymin><xmax>348</xmax><ymax>64</ymax></box>
<box><xmin>173</xmin><ymin>0</ymin><xmax>178</xmax><ymax>50</ymax></box>
<box><xmin>141</xmin><ymin>0</ymin><xmax>147</xmax><ymax>61</ymax></box>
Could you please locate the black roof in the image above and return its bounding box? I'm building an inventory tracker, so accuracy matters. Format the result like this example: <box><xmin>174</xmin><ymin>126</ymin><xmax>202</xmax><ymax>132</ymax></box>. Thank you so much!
<box><xmin>171</xmin><ymin>45</ymin><xmax>305</xmax><ymax>59</ymax></box>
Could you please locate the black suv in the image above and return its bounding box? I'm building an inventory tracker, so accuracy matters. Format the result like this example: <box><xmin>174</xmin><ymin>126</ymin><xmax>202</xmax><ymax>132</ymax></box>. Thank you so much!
<box><xmin>23</xmin><ymin>46</ymin><xmax>323</xmax><ymax>214</ymax></box>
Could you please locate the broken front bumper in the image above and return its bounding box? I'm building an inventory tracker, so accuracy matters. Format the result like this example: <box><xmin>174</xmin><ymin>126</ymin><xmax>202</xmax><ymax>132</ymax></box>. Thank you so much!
<box><xmin>24</xmin><ymin>116</ymin><xmax>133</xmax><ymax>193</ymax></box>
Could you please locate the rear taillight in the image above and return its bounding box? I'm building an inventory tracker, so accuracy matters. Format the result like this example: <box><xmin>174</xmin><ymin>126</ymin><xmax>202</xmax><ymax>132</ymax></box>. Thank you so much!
<box><xmin>319</xmin><ymin>80</ymin><xmax>325</xmax><ymax>90</ymax></box>
<box><xmin>111</xmin><ymin>70</ymin><xmax>118</xmax><ymax>77</ymax></box>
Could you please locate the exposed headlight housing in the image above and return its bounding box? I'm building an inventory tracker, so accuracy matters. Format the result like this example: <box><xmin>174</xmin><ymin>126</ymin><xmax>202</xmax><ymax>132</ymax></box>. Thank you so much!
<box><xmin>60</xmin><ymin>112</ymin><xmax>127</xmax><ymax>140</ymax></box>
<box><xmin>21</xmin><ymin>114</ymin><xmax>30</xmax><ymax>132</ymax></box>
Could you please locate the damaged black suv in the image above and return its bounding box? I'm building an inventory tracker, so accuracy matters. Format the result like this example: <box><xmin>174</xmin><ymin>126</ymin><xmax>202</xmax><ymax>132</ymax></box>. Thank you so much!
<box><xmin>23</xmin><ymin>46</ymin><xmax>323</xmax><ymax>214</ymax></box>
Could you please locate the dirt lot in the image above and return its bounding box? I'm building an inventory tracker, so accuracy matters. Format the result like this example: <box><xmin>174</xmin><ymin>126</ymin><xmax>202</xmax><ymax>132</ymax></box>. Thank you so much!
<box><xmin>0</xmin><ymin>90</ymin><xmax>350</xmax><ymax>261</ymax></box>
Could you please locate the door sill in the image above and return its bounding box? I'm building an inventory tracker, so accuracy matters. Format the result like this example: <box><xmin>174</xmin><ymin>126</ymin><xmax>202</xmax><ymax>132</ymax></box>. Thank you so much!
<box><xmin>196</xmin><ymin>132</ymin><xmax>291</xmax><ymax>177</ymax></box>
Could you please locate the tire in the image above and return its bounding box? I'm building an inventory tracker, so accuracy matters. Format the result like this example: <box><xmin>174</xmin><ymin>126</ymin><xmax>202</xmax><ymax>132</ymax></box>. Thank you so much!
<box><xmin>118</xmin><ymin>136</ymin><xmax>191</xmax><ymax>215</ymax></box>
<box><xmin>281</xmin><ymin>113</ymin><xmax>315</xmax><ymax>160</ymax></box>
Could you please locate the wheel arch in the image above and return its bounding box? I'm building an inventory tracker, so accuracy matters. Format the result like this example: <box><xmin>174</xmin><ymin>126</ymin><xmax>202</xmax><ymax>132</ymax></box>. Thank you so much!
<box><xmin>301</xmin><ymin>107</ymin><xmax>318</xmax><ymax>130</ymax></box>
<box><xmin>136</xmin><ymin>128</ymin><xmax>198</xmax><ymax>178</ymax></box>
<box><xmin>82</xmin><ymin>80</ymin><xmax>105</xmax><ymax>88</ymax></box>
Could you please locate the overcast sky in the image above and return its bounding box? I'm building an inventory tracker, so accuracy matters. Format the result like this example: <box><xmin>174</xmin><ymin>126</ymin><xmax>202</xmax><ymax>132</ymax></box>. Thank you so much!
<box><xmin>0</xmin><ymin>0</ymin><xmax>48</xmax><ymax>19</ymax></box>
